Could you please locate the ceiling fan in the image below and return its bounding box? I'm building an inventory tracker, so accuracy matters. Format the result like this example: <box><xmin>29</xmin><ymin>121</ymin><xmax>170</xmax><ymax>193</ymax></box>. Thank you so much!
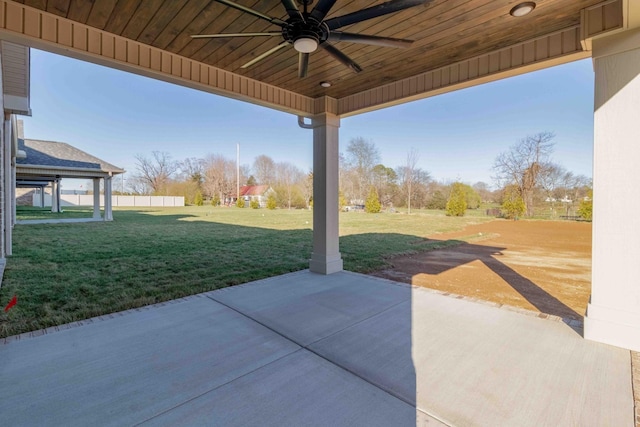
<box><xmin>191</xmin><ymin>0</ymin><xmax>431</xmax><ymax>78</ymax></box>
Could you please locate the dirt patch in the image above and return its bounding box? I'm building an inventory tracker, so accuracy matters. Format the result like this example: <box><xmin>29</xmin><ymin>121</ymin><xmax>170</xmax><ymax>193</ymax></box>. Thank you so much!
<box><xmin>373</xmin><ymin>219</ymin><xmax>592</xmax><ymax>320</ymax></box>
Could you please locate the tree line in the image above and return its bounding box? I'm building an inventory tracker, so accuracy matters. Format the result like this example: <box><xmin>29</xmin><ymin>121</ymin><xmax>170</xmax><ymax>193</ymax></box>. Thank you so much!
<box><xmin>128</xmin><ymin>151</ymin><xmax>312</xmax><ymax>209</ymax></box>
<box><xmin>127</xmin><ymin>131</ymin><xmax>592</xmax><ymax>219</ymax></box>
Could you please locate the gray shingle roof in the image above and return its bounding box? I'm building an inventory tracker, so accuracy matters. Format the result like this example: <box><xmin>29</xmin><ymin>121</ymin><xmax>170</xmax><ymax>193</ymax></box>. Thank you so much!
<box><xmin>16</xmin><ymin>139</ymin><xmax>124</xmax><ymax>174</ymax></box>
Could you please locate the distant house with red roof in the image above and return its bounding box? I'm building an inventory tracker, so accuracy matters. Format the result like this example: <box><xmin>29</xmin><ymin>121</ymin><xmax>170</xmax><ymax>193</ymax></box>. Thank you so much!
<box><xmin>239</xmin><ymin>185</ymin><xmax>274</xmax><ymax>208</ymax></box>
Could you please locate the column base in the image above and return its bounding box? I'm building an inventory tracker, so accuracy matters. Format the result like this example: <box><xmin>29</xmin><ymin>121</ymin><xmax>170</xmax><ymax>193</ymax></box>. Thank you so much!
<box><xmin>584</xmin><ymin>302</ymin><xmax>640</xmax><ymax>351</ymax></box>
<box><xmin>309</xmin><ymin>252</ymin><xmax>343</xmax><ymax>275</ymax></box>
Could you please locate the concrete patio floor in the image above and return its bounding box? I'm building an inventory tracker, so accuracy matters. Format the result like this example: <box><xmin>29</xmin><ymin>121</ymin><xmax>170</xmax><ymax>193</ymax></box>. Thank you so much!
<box><xmin>0</xmin><ymin>270</ymin><xmax>634</xmax><ymax>426</ymax></box>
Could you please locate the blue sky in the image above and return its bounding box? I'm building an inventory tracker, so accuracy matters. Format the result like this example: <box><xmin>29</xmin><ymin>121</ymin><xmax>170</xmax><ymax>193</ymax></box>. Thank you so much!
<box><xmin>21</xmin><ymin>49</ymin><xmax>594</xmax><ymax>189</ymax></box>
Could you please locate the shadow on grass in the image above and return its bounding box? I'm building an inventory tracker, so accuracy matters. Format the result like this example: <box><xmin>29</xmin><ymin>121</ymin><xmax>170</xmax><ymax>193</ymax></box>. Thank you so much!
<box><xmin>16</xmin><ymin>206</ymin><xmax>96</xmax><ymax>221</ymax></box>
<box><xmin>1</xmin><ymin>209</ymin><xmax>577</xmax><ymax>339</ymax></box>
<box><xmin>2</xmin><ymin>209</ymin><xmax>314</xmax><ymax>337</ymax></box>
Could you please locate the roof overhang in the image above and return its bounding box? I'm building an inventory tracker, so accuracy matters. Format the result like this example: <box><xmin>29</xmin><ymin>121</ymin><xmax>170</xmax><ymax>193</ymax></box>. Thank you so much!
<box><xmin>16</xmin><ymin>163</ymin><xmax>122</xmax><ymax>179</ymax></box>
<box><xmin>0</xmin><ymin>0</ymin><xmax>637</xmax><ymax>118</ymax></box>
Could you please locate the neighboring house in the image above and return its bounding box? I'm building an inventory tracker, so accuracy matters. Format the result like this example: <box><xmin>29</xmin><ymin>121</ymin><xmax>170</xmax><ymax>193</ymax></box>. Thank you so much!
<box><xmin>239</xmin><ymin>185</ymin><xmax>274</xmax><ymax>208</ymax></box>
<box><xmin>15</xmin><ymin>125</ymin><xmax>124</xmax><ymax>221</ymax></box>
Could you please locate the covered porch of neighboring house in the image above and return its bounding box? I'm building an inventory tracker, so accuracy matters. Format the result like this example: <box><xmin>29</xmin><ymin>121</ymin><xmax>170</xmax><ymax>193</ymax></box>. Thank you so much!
<box><xmin>14</xmin><ymin>126</ymin><xmax>124</xmax><ymax>225</ymax></box>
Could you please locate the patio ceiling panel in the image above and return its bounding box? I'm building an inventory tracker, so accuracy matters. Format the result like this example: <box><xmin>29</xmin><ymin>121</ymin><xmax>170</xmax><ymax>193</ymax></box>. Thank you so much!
<box><xmin>0</xmin><ymin>0</ymin><xmax>316</xmax><ymax>116</ymax></box>
<box><xmin>338</xmin><ymin>25</ymin><xmax>588</xmax><ymax>115</ymax></box>
<box><xmin>0</xmin><ymin>0</ymin><xmax>630</xmax><ymax>118</ymax></box>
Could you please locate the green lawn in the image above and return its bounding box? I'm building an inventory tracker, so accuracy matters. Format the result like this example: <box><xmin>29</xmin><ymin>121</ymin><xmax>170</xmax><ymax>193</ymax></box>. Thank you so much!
<box><xmin>16</xmin><ymin>206</ymin><xmax>96</xmax><ymax>220</ymax></box>
<box><xmin>0</xmin><ymin>206</ymin><xmax>494</xmax><ymax>338</ymax></box>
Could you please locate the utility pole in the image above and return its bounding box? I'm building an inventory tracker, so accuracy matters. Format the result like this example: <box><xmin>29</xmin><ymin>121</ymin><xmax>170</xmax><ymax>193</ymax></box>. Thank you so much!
<box><xmin>236</xmin><ymin>143</ymin><xmax>240</xmax><ymax>202</ymax></box>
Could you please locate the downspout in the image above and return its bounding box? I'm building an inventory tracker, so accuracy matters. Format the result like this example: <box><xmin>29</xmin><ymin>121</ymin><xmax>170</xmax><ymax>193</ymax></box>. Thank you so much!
<box><xmin>298</xmin><ymin>116</ymin><xmax>313</xmax><ymax>129</ymax></box>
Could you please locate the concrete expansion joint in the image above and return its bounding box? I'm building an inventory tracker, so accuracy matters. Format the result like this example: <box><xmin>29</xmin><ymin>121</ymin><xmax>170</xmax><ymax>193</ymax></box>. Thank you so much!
<box><xmin>135</xmin><ymin>348</ymin><xmax>304</xmax><ymax>426</ymax></box>
<box><xmin>204</xmin><ymin>291</ymin><xmax>437</xmax><ymax>419</ymax></box>
<box><xmin>2</xmin><ymin>269</ymin><xmax>584</xmax><ymax>346</ymax></box>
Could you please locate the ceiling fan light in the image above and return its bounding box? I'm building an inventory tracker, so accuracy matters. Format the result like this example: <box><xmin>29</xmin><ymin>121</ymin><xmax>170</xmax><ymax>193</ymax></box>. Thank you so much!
<box><xmin>294</xmin><ymin>37</ymin><xmax>318</xmax><ymax>53</ymax></box>
<box><xmin>510</xmin><ymin>2</ymin><xmax>536</xmax><ymax>17</ymax></box>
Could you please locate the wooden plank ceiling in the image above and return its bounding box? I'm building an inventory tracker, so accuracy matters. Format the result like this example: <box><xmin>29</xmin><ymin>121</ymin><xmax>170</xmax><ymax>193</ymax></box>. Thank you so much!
<box><xmin>14</xmin><ymin>0</ymin><xmax>602</xmax><ymax>99</ymax></box>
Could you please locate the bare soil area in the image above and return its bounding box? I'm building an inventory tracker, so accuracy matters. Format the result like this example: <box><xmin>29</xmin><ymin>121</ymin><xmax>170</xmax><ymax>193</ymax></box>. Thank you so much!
<box><xmin>373</xmin><ymin>219</ymin><xmax>592</xmax><ymax>320</ymax></box>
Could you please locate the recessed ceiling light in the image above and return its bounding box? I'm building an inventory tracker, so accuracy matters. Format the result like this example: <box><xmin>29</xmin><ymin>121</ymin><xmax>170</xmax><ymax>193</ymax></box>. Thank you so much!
<box><xmin>320</xmin><ymin>81</ymin><xmax>331</xmax><ymax>88</ymax></box>
<box><xmin>510</xmin><ymin>2</ymin><xmax>536</xmax><ymax>17</ymax></box>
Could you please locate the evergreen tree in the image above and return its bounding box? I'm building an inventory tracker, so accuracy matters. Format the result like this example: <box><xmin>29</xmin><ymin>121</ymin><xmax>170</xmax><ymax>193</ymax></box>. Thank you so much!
<box><xmin>426</xmin><ymin>190</ymin><xmax>447</xmax><ymax>210</ymax></box>
<box><xmin>194</xmin><ymin>191</ymin><xmax>203</xmax><ymax>206</ymax></box>
<box><xmin>501</xmin><ymin>185</ymin><xmax>526</xmax><ymax>219</ymax></box>
<box><xmin>250</xmin><ymin>199</ymin><xmax>260</xmax><ymax>209</ymax></box>
<box><xmin>266</xmin><ymin>194</ymin><xmax>277</xmax><ymax>210</ymax></box>
<box><xmin>446</xmin><ymin>182</ymin><xmax>467</xmax><ymax>216</ymax></box>
<box><xmin>338</xmin><ymin>191</ymin><xmax>347</xmax><ymax>211</ymax></box>
<box><xmin>236</xmin><ymin>197</ymin><xmax>245</xmax><ymax>208</ymax></box>
<box><xmin>365</xmin><ymin>186</ymin><xmax>381</xmax><ymax>213</ymax></box>
<box><xmin>577</xmin><ymin>190</ymin><xmax>593</xmax><ymax>221</ymax></box>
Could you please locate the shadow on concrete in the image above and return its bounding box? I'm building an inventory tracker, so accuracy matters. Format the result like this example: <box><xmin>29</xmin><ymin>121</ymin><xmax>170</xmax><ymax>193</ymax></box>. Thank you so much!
<box><xmin>346</xmin><ymin>232</ymin><xmax>582</xmax><ymax>321</ymax></box>
<box><xmin>1</xmin><ymin>213</ymin><xmax>632</xmax><ymax>425</ymax></box>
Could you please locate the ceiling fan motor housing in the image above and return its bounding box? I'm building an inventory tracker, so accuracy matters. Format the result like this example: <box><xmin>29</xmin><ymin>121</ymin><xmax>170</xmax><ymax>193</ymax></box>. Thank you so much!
<box><xmin>282</xmin><ymin>17</ymin><xmax>329</xmax><ymax>47</ymax></box>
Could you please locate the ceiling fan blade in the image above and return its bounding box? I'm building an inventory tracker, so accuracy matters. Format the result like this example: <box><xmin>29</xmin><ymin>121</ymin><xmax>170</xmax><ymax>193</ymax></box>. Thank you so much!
<box><xmin>191</xmin><ymin>32</ymin><xmax>282</xmax><ymax>39</ymax></box>
<box><xmin>321</xmin><ymin>43</ymin><xmax>362</xmax><ymax>73</ymax></box>
<box><xmin>241</xmin><ymin>42</ymin><xmax>289</xmax><ymax>69</ymax></box>
<box><xmin>309</xmin><ymin>0</ymin><xmax>338</xmax><ymax>23</ymax></box>
<box><xmin>281</xmin><ymin>0</ymin><xmax>305</xmax><ymax>21</ymax></box>
<box><xmin>326</xmin><ymin>0</ymin><xmax>432</xmax><ymax>30</ymax></box>
<box><xmin>298</xmin><ymin>52</ymin><xmax>309</xmax><ymax>78</ymax></box>
<box><xmin>328</xmin><ymin>32</ymin><xmax>414</xmax><ymax>48</ymax></box>
<box><xmin>213</xmin><ymin>0</ymin><xmax>285</xmax><ymax>26</ymax></box>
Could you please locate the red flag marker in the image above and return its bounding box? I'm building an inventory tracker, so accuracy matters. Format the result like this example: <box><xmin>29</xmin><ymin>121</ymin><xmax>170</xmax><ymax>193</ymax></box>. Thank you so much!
<box><xmin>4</xmin><ymin>295</ymin><xmax>16</xmax><ymax>312</ymax></box>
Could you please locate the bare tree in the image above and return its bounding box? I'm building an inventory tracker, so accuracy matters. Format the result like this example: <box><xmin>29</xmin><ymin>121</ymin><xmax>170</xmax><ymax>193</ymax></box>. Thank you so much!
<box><xmin>345</xmin><ymin>137</ymin><xmax>380</xmax><ymax>202</ymax></box>
<box><xmin>301</xmin><ymin>171</ymin><xmax>313</xmax><ymax>210</ymax></box>
<box><xmin>472</xmin><ymin>182</ymin><xmax>495</xmax><ymax>203</ymax></box>
<box><xmin>134</xmin><ymin>151</ymin><xmax>178</xmax><ymax>195</ymax></box>
<box><xmin>560</xmin><ymin>172</ymin><xmax>590</xmax><ymax>216</ymax></box>
<box><xmin>127</xmin><ymin>175</ymin><xmax>151</xmax><ymax>195</ymax></box>
<box><xmin>371</xmin><ymin>164</ymin><xmax>398</xmax><ymax>208</ymax></box>
<box><xmin>179</xmin><ymin>157</ymin><xmax>205</xmax><ymax>184</ymax></box>
<box><xmin>275</xmin><ymin>161</ymin><xmax>304</xmax><ymax>209</ymax></box>
<box><xmin>403</xmin><ymin>148</ymin><xmax>420</xmax><ymax>214</ymax></box>
<box><xmin>493</xmin><ymin>132</ymin><xmax>555</xmax><ymax>216</ymax></box>
<box><xmin>202</xmin><ymin>154</ymin><xmax>235</xmax><ymax>204</ymax></box>
<box><xmin>538</xmin><ymin>162</ymin><xmax>566</xmax><ymax>217</ymax></box>
<box><xmin>253</xmin><ymin>155</ymin><xmax>276</xmax><ymax>186</ymax></box>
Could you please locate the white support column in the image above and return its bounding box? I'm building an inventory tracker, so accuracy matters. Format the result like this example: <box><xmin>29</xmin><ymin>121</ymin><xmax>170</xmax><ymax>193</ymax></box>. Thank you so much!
<box><xmin>309</xmin><ymin>112</ymin><xmax>343</xmax><ymax>274</ymax></box>
<box><xmin>50</xmin><ymin>181</ymin><xmax>57</xmax><ymax>213</ymax></box>
<box><xmin>11</xmin><ymin>158</ymin><xmax>15</xmax><ymax>226</ymax></box>
<box><xmin>2</xmin><ymin>115</ymin><xmax>10</xmax><ymax>257</ymax></box>
<box><xmin>55</xmin><ymin>178</ymin><xmax>62</xmax><ymax>213</ymax></box>
<box><xmin>584</xmin><ymin>28</ymin><xmax>640</xmax><ymax>352</ymax></box>
<box><xmin>92</xmin><ymin>178</ymin><xmax>101</xmax><ymax>219</ymax></box>
<box><xmin>104</xmin><ymin>176</ymin><xmax>113</xmax><ymax>221</ymax></box>
<box><xmin>39</xmin><ymin>186</ymin><xmax>44</xmax><ymax>207</ymax></box>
